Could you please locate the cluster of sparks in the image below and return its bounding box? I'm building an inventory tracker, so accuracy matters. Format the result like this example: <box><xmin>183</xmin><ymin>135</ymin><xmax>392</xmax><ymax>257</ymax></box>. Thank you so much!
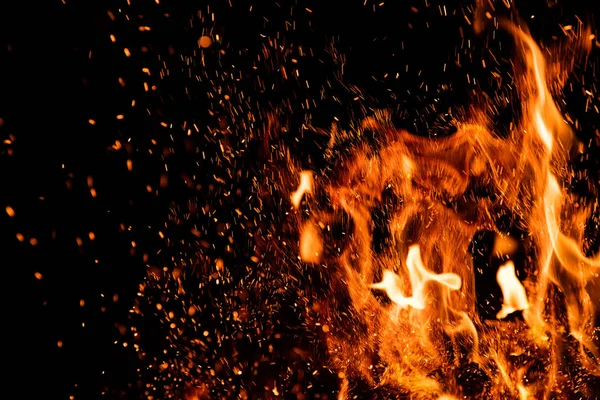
<box><xmin>8</xmin><ymin>0</ymin><xmax>600</xmax><ymax>399</ymax></box>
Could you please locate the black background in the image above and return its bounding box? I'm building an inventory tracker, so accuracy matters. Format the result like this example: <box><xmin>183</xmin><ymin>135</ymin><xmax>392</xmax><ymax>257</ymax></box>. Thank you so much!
<box><xmin>2</xmin><ymin>0</ymin><xmax>598</xmax><ymax>399</ymax></box>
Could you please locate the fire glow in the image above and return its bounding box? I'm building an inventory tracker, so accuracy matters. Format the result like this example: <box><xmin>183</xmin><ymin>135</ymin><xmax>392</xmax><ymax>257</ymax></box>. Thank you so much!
<box><xmin>287</xmin><ymin>11</ymin><xmax>598</xmax><ymax>400</ymax></box>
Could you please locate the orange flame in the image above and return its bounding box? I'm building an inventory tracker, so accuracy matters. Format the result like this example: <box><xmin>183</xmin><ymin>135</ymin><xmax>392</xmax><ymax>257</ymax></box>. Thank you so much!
<box><xmin>496</xmin><ymin>261</ymin><xmax>529</xmax><ymax>319</ymax></box>
<box><xmin>299</xmin><ymin>222</ymin><xmax>323</xmax><ymax>263</ymax></box>
<box><xmin>370</xmin><ymin>245</ymin><xmax>461</xmax><ymax>310</ymax></box>
<box><xmin>283</xmin><ymin>7</ymin><xmax>598</xmax><ymax>399</ymax></box>
<box><xmin>290</xmin><ymin>170</ymin><xmax>313</xmax><ymax>208</ymax></box>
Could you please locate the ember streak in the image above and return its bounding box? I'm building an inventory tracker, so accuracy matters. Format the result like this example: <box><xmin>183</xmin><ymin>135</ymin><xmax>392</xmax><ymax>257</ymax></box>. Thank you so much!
<box><xmin>6</xmin><ymin>0</ymin><xmax>600</xmax><ymax>399</ymax></box>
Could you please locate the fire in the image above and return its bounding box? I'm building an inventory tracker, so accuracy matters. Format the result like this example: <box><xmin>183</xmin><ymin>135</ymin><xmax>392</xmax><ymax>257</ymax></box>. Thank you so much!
<box><xmin>284</xmin><ymin>8</ymin><xmax>599</xmax><ymax>399</ymax></box>
<box><xmin>370</xmin><ymin>245</ymin><xmax>461</xmax><ymax>310</ymax></box>
<box><xmin>290</xmin><ymin>170</ymin><xmax>313</xmax><ymax>208</ymax></box>
<box><xmin>496</xmin><ymin>261</ymin><xmax>529</xmax><ymax>320</ymax></box>
<box><xmin>299</xmin><ymin>222</ymin><xmax>323</xmax><ymax>263</ymax></box>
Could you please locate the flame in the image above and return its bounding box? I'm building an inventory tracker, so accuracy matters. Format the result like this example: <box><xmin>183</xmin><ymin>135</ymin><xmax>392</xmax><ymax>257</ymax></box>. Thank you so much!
<box><xmin>290</xmin><ymin>170</ymin><xmax>313</xmax><ymax>208</ymax></box>
<box><xmin>283</xmin><ymin>9</ymin><xmax>599</xmax><ymax>399</ymax></box>
<box><xmin>299</xmin><ymin>222</ymin><xmax>323</xmax><ymax>263</ymax></box>
<box><xmin>370</xmin><ymin>245</ymin><xmax>461</xmax><ymax>310</ymax></box>
<box><xmin>496</xmin><ymin>261</ymin><xmax>529</xmax><ymax>319</ymax></box>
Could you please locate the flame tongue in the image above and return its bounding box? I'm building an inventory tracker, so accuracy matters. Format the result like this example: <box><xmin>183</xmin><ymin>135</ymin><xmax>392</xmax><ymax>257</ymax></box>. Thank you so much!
<box><xmin>496</xmin><ymin>261</ymin><xmax>529</xmax><ymax>319</ymax></box>
<box><xmin>299</xmin><ymin>222</ymin><xmax>322</xmax><ymax>263</ymax></box>
<box><xmin>290</xmin><ymin>170</ymin><xmax>313</xmax><ymax>208</ymax></box>
<box><xmin>370</xmin><ymin>245</ymin><xmax>461</xmax><ymax>310</ymax></box>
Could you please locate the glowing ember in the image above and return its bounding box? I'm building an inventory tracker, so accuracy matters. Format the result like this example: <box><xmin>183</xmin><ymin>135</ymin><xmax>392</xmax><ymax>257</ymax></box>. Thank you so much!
<box><xmin>198</xmin><ymin>36</ymin><xmax>213</xmax><ymax>48</ymax></box>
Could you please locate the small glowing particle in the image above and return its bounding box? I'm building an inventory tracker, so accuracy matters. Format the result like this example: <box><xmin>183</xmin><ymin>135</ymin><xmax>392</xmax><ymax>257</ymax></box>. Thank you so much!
<box><xmin>57</xmin><ymin>341</ymin><xmax>64</xmax><ymax>348</ymax></box>
<box><xmin>5</xmin><ymin>206</ymin><xmax>15</xmax><ymax>217</ymax></box>
<box><xmin>160</xmin><ymin>174</ymin><xmax>168</xmax><ymax>188</ymax></box>
<box><xmin>34</xmin><ymin>272</ymin><xmax>43</xmax><ymax>280</ymax></box>
<box><xmin>16</xmin><ymin>233</ymin><xmax>25</xmax><ymax>242</ymax></box>
<box><xmin>124</xmin><ymin>48</ymin><xmax>131</xmax><ymax>57</ymax></box>
<box><xmin>88</xmin><ymin>119</ymin><xmax>96</xmax><ymax>125</ymax></box>
<box><xmin>198</xmin><ymin>36</ymin><xmax>212</xmax><ymax>48</ymax></box>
